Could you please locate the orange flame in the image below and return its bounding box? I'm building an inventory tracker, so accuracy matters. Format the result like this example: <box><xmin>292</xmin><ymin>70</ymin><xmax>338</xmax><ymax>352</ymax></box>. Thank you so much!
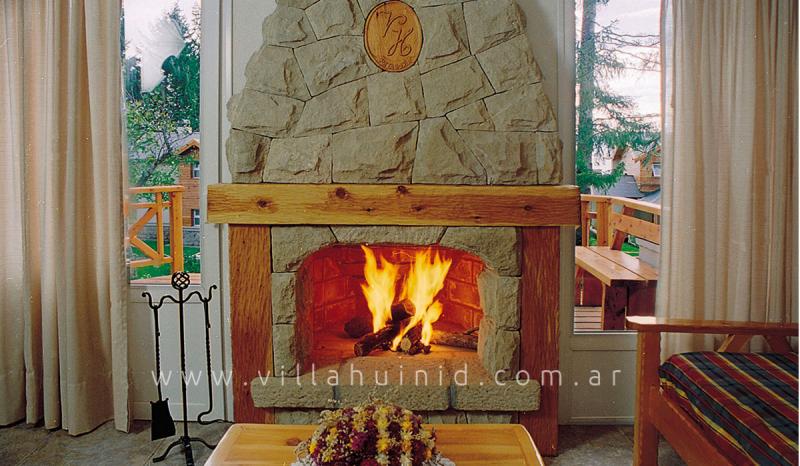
<box><xmin>393</xmin><ymin>249</ymin><xmax>452</xmax><ymax>349</ymax></box>
<box><xmin>360</xmin><ymin>246</ymin><xmax>399</xmax><ymax>332</ymax></box>
<box><xmin>361</xmin><ymin>247</ymin><xmax>452</xmax><ymax>350</ymax></box>
<box><xmin>420</xmin><ymin>301</ymin><xmax>444</xmax><ymax>345</ymax></box>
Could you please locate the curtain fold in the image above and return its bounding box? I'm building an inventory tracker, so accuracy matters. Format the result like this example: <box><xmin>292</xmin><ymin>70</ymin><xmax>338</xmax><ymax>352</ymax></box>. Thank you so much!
<box><xmin>659</xmin><ymin>0</ymin><xmax>798</xmax><ymax>355</ymax></box>
<box><xmin>0</xmin><ymin>0</ymin><xmax>130</xmax><ymax>434</ymax></box>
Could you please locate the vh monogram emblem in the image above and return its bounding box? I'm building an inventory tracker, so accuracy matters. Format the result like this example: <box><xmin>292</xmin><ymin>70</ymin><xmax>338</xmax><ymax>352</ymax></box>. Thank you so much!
<box><xmin>364</xmin><ymin>1</ymin><xmax>423</xmax><ymax>72</ymax></box>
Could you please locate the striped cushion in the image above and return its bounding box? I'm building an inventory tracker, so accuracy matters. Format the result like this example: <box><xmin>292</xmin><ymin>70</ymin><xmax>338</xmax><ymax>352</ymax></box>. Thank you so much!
<box><xmin>659</xmin><ymin>352</ymin><xmax>798</xmax><ymax>466</ymax></box>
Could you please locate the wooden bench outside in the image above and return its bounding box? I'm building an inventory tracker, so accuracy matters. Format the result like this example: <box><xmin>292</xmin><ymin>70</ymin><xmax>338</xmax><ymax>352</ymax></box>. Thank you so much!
<box><xmin>576</xmin><ymin>195</ymin><xmax>661</xmax><ymax>330</ymax></box>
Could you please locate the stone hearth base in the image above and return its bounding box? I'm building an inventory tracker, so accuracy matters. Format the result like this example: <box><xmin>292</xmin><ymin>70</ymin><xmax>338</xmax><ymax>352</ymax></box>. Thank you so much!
<box><xmin>251</xmin><ymin>353</ymin><xmax>540</xmax><ymax>413</ymax></box>
<box><xmin>274</xmin><ymin>408</ymin><xmax>519</xmax><ymax>425</ymax></box>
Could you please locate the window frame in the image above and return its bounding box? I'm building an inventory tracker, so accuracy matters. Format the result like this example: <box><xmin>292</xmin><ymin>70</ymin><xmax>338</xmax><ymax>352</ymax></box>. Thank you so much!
<box><xmin>652</xmin><ymin>163</ymin><xmax>662</xmax><ymax>177</ymax></box>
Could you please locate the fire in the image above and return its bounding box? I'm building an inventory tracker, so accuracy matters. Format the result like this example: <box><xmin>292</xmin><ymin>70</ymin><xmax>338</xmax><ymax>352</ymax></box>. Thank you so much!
<box><xmin>420</xmin><ymin>301</ymin><xmax>444</xmax><ymax>346</ymax></box>
<box><xmin>361</xmin><ymin>246</ymin><xmax>452</xmax><ymax>350</ymax></box>
<box><xmin>360</xmin><ymin>245</ymin><xmax>400</xmax><ymax>332</ymax></box>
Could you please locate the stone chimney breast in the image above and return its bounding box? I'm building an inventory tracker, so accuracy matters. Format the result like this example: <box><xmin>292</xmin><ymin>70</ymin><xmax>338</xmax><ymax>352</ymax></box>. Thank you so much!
<box><xmin>227</xmin><ymin>0</ymin><xmax>562</xmax><ymax>186</ymax></box>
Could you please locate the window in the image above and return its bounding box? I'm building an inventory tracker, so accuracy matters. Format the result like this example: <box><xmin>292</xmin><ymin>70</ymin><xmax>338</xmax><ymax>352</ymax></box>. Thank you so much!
<box><xmin>123</xmin><ymin>0</ymin><xmax>202</xmax><ymax>284</ymax></box>
<box><xmin>652</xmin><ymin>163</ymin><xmax>661</xmax><ymax>177</ymax></box>
<box><xmin>574</xmin><ymin>0</ymin><xmax>661</xmax><ymax>333</ymax></box>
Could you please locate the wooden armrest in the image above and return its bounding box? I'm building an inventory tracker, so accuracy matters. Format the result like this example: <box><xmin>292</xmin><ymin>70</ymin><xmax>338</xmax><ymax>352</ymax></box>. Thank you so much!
<box><xmin>626</xmin><ymin>316</ymin><xmax>798</xmax><ymax>336</ymax></box>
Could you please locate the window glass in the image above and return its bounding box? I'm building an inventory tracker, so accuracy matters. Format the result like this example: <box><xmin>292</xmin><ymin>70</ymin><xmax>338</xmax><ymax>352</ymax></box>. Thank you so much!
<box><xmin>122</xmin><ymin>0</ymin><xmax>202</xmax><ymax>284</ymax></box>
<box><xmin>652</xmin><ymin>163</ymin><xmax>661</xmax><ymax>177</ymax></box>
<box><xmin>574</xmin><ymin>0</ymin><xmax>661</xmax><ymax>333</ymax></box>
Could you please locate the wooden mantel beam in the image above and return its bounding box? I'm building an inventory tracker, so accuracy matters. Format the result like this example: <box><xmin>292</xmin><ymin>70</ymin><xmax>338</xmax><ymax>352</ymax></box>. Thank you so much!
<box><xmin>207</xmin><ymin>183</ymin><xmax>580</xmax><ymax>227</ymax></box>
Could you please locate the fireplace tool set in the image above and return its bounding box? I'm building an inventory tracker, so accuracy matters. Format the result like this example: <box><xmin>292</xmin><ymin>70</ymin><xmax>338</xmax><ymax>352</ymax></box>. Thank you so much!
<box><xmin>144</xmin><ymin>272</ymin><xmax>221</xmax><ymax>466</ymax></box>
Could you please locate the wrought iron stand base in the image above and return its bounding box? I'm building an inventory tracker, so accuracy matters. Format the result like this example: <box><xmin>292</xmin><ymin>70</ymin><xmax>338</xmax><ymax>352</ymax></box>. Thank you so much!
<box><xmin>153</xmin><ymin>435</ymin><xmax>216</xmax><ymax>466</ymax></box>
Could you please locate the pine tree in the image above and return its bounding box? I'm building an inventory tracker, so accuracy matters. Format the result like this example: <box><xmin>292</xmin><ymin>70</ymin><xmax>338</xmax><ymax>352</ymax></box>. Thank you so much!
<box><xmin>576</xmin><ymin>0</ymin><xmax>660</xmax><ymax>193</ymax></box>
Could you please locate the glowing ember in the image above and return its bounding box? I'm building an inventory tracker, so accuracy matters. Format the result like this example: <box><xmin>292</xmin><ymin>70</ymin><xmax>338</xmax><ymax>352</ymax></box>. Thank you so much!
<box><xmin>360</xmin><ymin>246</ymin><xmax>452</xmax><ymax>350</ymax></box>
<box><xmin>360</xmin><ymin>245</ymin><xmax>399</xmax><ymax>332</ymax></box>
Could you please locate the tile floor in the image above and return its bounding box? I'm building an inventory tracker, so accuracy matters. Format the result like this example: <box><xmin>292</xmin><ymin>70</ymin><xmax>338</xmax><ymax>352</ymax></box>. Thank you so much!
<box><xmin>0</xmin><ymin>420</ymin><xmax>685</xmax><ymax>465</ymax></box>
<box><xmin>544</xmin><ymin>425</ymin><xmax>684</xmax><ymax>465</ymax></box>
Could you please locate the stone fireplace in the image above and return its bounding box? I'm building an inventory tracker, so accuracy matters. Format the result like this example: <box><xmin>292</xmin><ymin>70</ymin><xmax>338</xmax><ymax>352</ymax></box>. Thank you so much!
<box><xmin>254</xmin><ymin>226</ymin><xmax>536</xmax><ymax>421</ymax></box>
<box><xmin>209</xmin><ymin>0</ymin><xmax>579</xmax><ymax>455</ymax></box>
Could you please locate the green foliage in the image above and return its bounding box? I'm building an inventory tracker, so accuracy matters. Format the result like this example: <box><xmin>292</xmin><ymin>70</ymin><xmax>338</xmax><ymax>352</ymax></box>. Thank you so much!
<box><xmin>160</xmin><ymin>46</ymin><xmax>200</xmax><ymax>131</ymax></box>
<box><xmin>575</xmin><ymin>0</ymin><xmax>660</xmax><ymax>193</ymax></box>
<box><xmin>130</xmin><ymin>240</ymin><xmax>201</xmax><ymax>280</ymax></box>
<box><xmin>125</xmin><ymin>92</ymin><xmax>193</xmax><ymax>187</ymax></box>
<box><xmin>184</xmin><ymin>252</ymin><xmax>201</xmax><ymax>272</ymax></box>
<box><xmin>160</xmin><ymin>3</ymin><xmax>201</xmax><ymax>131</ymax></box>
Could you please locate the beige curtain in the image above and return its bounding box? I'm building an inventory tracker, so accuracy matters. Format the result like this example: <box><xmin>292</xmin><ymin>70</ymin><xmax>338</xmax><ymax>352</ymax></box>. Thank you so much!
<box><xmin>0</xmin><ymin>0</ymin><xmax>130</xmax><ymax>434</ymax></box>
<box><xmin>659</xmin><ymin>0</ymin><xmax>798</xmax><ymax>355</ymax></box>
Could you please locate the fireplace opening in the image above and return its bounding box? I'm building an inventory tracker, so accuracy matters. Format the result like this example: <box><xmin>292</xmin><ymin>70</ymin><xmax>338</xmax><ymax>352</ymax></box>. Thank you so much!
<box><xmin>296</xmin><ymin>244</ymin><xmax>485</xmax><ymax>368</ymax></box>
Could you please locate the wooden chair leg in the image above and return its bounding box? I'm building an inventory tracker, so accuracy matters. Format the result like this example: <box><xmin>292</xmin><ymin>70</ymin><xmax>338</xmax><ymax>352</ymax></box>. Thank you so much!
<box><xmin>633</xmin><ymin>331</ymin><xmax>660</xmax><ymax>466</ymax></box>
<box><xmin>601</xmin><ymin>285</ymin><xmax>627</xmax><ymax>330</ymax></box>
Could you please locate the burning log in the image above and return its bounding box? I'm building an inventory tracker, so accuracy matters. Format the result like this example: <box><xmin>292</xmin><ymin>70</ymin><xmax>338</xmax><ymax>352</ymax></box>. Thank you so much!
<box><xmin>391</xmin><ymin>299</ymin><xmax>415</xmax><ymax>322</ymax></box>
<box><xmin>346</xmin><ymin>300</ymin><xmax>413</xmax><ymax>341</ymax></box>
<box><xmin>430</xmin><ymin>329</ymin><xmax>478</xmax><ymax>350</ymax></box>
<box><xmin>394</xmin><ymin>321</ymin><xmax>431</xmax><ymax>355</ymax></box>
<box><xmin>398</xmin><ymin>324</ymin><xmax>423</xmax><ymax>352</ymax></box>
<box><xmin>354</xmin><ymin>323</ymin><xmax>404</xmax><ymax>356</ymax></box>
<box><xmin>354</xmin><ymin>300</ymin><xmax>416</xmax><ymax>356</ymax></box>
<box><xmin>408</xmin><ymin>340</ymin><xmax>431</xmax><ymax>355</ymax></box>
<box><xmin>344</xmin><ymin>316</ymin><xmax>372</xmax><ymax>339</ymax></box>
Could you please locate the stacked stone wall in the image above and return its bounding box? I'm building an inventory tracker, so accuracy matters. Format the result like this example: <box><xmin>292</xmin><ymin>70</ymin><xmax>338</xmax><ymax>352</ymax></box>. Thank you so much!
<box><xmin>227</xmin><ymin>0</ymin><xmax>563</xmax><ymax>186</ymax></box>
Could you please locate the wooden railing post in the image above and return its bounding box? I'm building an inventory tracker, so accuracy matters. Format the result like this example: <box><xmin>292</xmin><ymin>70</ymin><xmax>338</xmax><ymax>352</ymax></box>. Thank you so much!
<box><xmin>170</xmin><ymin>190</ymin><xmax>184</xmax><ymax>273</ymax></box>
<box><xmin>127</xmin><ymin>185</ymin><xmax>186</xmax><ymax>273</ymax></box>
<box><xmin>580</xmin><ymin>199</ymin><xmax>590</xmax><ymax>247</ymax></box>
<box><xmin>595</xmin><ymin>199</ymin><xmax>610</xmax><ymax>246</ymax></box>
<box><xmin>155</xmin><ymin>193</ymin><xmax>165</xmax><ymax>262</ymax></box>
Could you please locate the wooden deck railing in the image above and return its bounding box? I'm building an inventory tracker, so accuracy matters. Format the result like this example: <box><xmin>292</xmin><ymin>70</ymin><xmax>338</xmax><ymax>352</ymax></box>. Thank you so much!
<box><xmin>126</xmin><ymin>185</ymin><xmax>185</xmax><ymax>273</ymax></box>
<box><xmin>580</xmin><ymin>194</ymin><xmax>661</xmax><ymax>247</ymax></box>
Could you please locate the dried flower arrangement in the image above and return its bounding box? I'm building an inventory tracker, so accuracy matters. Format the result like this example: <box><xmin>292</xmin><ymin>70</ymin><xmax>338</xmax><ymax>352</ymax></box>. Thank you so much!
<box><xmin>293</xmin><ymin>401</ymin><xmax>453</xmax><ymax>466</ymax></box>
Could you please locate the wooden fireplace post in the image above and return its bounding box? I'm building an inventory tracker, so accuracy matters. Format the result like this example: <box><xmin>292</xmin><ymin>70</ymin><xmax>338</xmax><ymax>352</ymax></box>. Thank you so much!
<box><xmin>229</xmin><ymin>225</ymin><xmax>274</xmax><ymax>423</ymax></box>
<box><xmin>520</xmin><ymin>227</ymin><xmax>560</xmax><ymax>456</ymax></box>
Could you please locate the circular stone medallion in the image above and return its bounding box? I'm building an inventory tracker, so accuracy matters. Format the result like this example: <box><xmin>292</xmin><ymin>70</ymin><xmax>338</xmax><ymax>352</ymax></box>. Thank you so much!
<box><xmin>364</xmin><ymin>1</ymin><xmax>423</xmax><ymax>72</ymax></box>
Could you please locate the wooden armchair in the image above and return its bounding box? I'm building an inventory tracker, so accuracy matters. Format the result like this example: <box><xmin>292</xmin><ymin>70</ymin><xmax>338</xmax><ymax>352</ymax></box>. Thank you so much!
<box><xmin>627</xmin><ymin>316</ymin><xmax>798</xmax><ymax>466</ymax></box>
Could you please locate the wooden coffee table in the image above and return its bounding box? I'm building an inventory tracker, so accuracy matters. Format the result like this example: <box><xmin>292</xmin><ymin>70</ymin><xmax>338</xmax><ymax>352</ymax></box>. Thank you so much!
<box><xmin>206</xmin><ymin>424</ymin><xmax>544</xmax><ymax>465</ymax></box>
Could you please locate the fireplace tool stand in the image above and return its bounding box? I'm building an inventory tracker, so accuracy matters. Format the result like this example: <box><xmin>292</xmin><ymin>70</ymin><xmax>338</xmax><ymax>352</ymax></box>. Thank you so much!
<box><xmin>144</xmin><ymin>272</ymin><xmax>221</xmax><ymax>466</ymax></box>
